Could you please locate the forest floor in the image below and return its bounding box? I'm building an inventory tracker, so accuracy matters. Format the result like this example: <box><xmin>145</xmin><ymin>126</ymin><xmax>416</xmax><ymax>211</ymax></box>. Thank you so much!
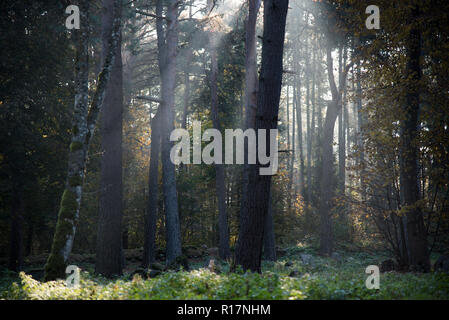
<box><xmin>1</xmin><ymin>242</ymin><xmax>449</xmax><ymax>300</ymax></box>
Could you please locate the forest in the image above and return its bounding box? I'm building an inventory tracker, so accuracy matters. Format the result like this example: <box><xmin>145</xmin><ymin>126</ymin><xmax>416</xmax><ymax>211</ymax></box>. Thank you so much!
<box><xmin>0</xmin><ymin>0</ymin><xmax>449</xmax><ymax>301</ymax></box>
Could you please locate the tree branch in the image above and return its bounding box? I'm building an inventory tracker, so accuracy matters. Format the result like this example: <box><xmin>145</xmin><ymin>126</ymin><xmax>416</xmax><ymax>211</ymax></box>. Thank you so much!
<box><xmin>135</xmin><ymin>96</ymin><xmax>164</xmax><ymax>104</ymax></box>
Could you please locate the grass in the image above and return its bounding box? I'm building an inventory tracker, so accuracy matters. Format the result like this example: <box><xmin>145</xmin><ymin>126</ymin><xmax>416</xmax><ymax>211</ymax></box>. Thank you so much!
<box><xmin>1</xmin><ymin>244</ymin><xmax>448</xmax><ymax>300</ymax></box>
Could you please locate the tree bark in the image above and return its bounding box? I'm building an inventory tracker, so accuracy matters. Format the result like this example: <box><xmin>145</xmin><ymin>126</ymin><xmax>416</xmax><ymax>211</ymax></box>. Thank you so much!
<box><xmin>400</xmin><ymin>4</ymin><xmax>430</xmax><ymax>272</ymax></box>
<box><xmin>294</xmin><ymin>65</ymin><xmax>305</xmax><ymax>199</ymax></box>
<box><xmin>95</xmin><ymin>0</ymin><xmax>124</xmax><ymax>278</ymax></box>
<box><xmin>236</xmin><ymin>0</ymin><xmax>288</xmax><ymax>272</ymax></box>
<box><xmin>157</xmin><ymin>0</ymin><xmax>182</xmax><ymax>265</ymax></box>
<box><xmin>239</xmin><ymin>0</ymin><xmax>261</xmax><ymax>256</ymax></box>
<box><xmin>9</xmin><ymin>184</ymin><xmax>24</xmax><ymax>272</ymax></box>
<box><xmin>263</xmin><ymin>189</ymin><xmax>276</xmax><ymax>260</ymax></box>
<box><xmin>318</xmin><ymin>42</ymin><xmax>353</xmax><ymax>256</ymax></box>
<box><xmin>144</xmin><ymin>109</ymin><xmax>162</xmax><ymax>267</ymax></box>
<box><xmin>338</xmin><ymin>46</ymin><xmax>346</xmax><ymax>196</ymax></box>
<box><xmin>207</xmin><ymin>1</ymin><xmax>231</xmax><ymax>259</ymax></box>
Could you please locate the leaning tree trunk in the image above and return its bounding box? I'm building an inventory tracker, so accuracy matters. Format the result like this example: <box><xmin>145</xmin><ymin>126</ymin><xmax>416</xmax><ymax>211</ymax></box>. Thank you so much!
<box><xmin>235</xmin><ymin>0</ymin><xmax>289</xmax><ymax>272</ymax></box>
<box><xmin>400</xmin><ymin>4</ymin><xmax>430</xmax><ymax>272</ymax></box>
<box><xmin>95</xmin><ymin>0</ymin><xmax>124</xmax><ymax>278</ymax></box>
<box><xmin>44</xmin><ymin>0</ymin><xmax>121</xmax><ymax>281</ymax></box>
<box><xmin>157</xmin><ymin>0</ymin><xmax>182</xmax><ymax>265</ymax></box>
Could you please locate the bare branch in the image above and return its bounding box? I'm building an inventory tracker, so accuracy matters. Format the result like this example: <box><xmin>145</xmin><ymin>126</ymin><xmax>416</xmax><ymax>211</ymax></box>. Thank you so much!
<box><xmin>135</xmin><ymin>96</ymin><xmax>164</xmax><ymax>104</ymax></box>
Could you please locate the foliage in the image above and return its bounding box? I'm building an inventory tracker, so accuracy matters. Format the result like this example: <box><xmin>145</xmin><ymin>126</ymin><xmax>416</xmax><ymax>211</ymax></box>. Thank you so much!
<box><xmin>2</xmin><ymin>246</ymin><xmax>449</xmax><ymax>300</ymax></box>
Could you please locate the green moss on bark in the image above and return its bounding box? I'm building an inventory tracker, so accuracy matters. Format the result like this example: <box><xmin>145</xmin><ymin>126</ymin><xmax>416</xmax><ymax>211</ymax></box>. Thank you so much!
<box><xmin>69</xmin><ymin>141</ymin><xmax>83</xmax><ymax>152</ymax></box>
<box><xmin>44</xmin><ymin>253</ymin><xmax>66</xmax><ymax>281</ymax></box>
<box><xmin>44</xmin><ymin>189</ymin><xmax>78</xmax><ymax>281</ymax></box>
<box><xmin>68</xmin><ymin>175</ymin><xmax>82</xmax><ymax>187</ymax></box>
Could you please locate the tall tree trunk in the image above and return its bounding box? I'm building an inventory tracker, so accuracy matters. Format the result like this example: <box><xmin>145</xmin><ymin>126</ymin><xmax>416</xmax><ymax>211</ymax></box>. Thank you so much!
<box><xmin>293</xmin><ymin>12</ymin><xmax>305</xmax><ymax>200</ymax></box>
<box><xmin>338</xmin><ymin>46</ymin><xmax>346</xmax><ymax>196</ymax></box>
<box><xmin>305</xmin><ymin>30</ymin><xmax>312</xmax><ymax>207</ymax></box>
<box><xmin>319</xmin><ymin>102</ymin><xmax>338</xmax><ymax>256</ymax></box>
<box><xmin>157</xmin><ymin>0</ymin><xmax>182</xmax><ymax>265</ymax></box>
<box><xmin>318</xmin><ymin>43</ymin><xmax>353</xmax><ymax>256</ymax></box>
<box><xmin>144</xmin><ymin>109</ymin><xmax>162</xmax><ymax>267</ymax></box>
<box><xmin>25</xmin><ymin>218</ymin><xmax>33</xmax><ymax>257</ymax></box>
<box><xmin>287</xmin><ymin>84</ymin><xmax>294</xmax><ymax>213</ymax></box>
<box><xmin>9</xmin><ymin>184</ymin><xmax>24</xmax><ymax>272</ymax></box>
<box><xmin>235</xmin><ymin>0</ymin><xmax>289</xmax><ymax>272</ymax></box>
<box><xmin>287</xmin><ymin>85</ymin><xmax>290</xmax><ymax>151</ymax></box>
<box><xmin>290</xmin><ymin>83</ymin><xmax>296</xmax><ymax>201</ymax></box>
<box><xmin>181</xmin><ymin>1</ymin><xmax>193</xmax><ymax>131</ymax></box>
<box><xmin>263</xmin><ymin>188</ymin><xmax>276</xmax><ymax>260</ymax></box>
<box><xmin>96</xmin><ymin>0</ymin><xmax>124</xmax><ymax>278</ymax></box>
<box><xmin>354</xmin><ymin>37</ymin><xmax>366</xmax><ymax>200</ymax></box>
<box><xmin>239</xmin><ymin>0</ymin><xmax>261</xmax><ymax>255</ymax></box>
<box><xmin>400</xmin><ymin>4</ymin><xmax>430</xmax><ymax>272</ymax></box>
<box><xmin>44</xmin><ymin>0</ymin><xmax>121</xmax><ymax>281</ymax></box>
<box><xmin>207</xmin><ymin>1</ymin><xmax>230</xmax><ymax>259</ymax></box>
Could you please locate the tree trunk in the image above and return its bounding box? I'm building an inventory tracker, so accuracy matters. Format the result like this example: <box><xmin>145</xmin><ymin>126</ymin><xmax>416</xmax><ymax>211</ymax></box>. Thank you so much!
<box><xmin>95</xmin><ymin>0</ymin><xmax>124</xmax><ymax>278</ymax></box>
<box><xmin>236</xmin><ymin>0</ymin><xmax>289</xmax><ymax>272</ymax></box>
<box><xmin>9</xmin><ymin>184</ymin><xmax>24</xmax><ymax>272</ymax></box>
<box><xmin>239</xmin><ymin>0</ymin><xmax>261</xmax><ymax>255</ymax></box>
<box><xmin>318</xmin><ymin>43</ymin><xmax>352</xmax><ymax>256</ymax></box>
<box><xmin>338</xmin><ymin>46</ymin><xmax>346</xmax><ymax>196</ymax></box>
<box><xmin>354</xmin><ymin>37</ymin><xmax>366</xmax><ymax>200</ymax></box>
<box><xmin>289</xmin><ymin>83</ymin><xmax>296</xmax><ymax>206</ymax></box>
<box><xmin>305</xmin><ymin>31</ymin><xmax>312</xmax><ymax>207</ymax></box>
<box><xmin>263</xmin><ymin>189</ymin><xmax>276</xmax><ymax>260</ymax></box>
<box><xmin>400</xmin><ymin>4</ymin><xmax>430</xmax><ymax>272</ymax></box>
<box><xmin>294</xmin><ymin>69</ymin><xmax>305</xmax><ymax>199</ymax></box>
<box><xmin>157</xmin><ymin>0</ymin><xmax>182</xmax><ymax>265</ymax></box>
<box><xmin>44</xmin><ymin>0</ymin><xmax>121</xmax><ymax>281</ymax></box>
<box><xmin>144</xmin><ymin>109</ymin><xmax>162</xmax><ymax>267</ymax></box>
<box><xmin>207</xmin><ymin>0</ymin><xmax>230</xmax><ymax>260</ymax></box>
<box><xmin>319</xmin><ymin>100</ymin><xmax>338</xmax><ymax>256</ymax></box>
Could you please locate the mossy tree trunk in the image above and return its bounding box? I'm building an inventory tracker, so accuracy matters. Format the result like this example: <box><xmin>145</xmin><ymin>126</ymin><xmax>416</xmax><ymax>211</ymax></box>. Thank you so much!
<box><xmin>44</xmin><ymin>0</ymin><xmax>122</xmax><ymax>281</ymax></box>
